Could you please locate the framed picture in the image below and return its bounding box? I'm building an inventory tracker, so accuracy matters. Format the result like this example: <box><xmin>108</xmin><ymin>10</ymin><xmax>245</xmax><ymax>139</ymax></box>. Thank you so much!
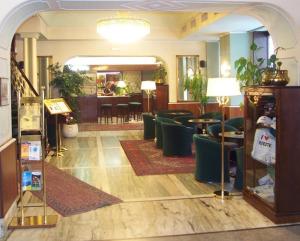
<box><xmin>0</xmin><ymin>77</ymin><xmax>9</xmax><ymax>106</ymax></box>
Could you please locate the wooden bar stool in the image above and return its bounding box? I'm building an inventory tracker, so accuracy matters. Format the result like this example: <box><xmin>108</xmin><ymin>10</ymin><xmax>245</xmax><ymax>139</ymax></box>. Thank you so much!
<box><xmin>129</xmin><ymin>102</ymin><xmax>142</xmax><ymax>121</ymax></box>
<box><xmin>116</xmin><ymin>103</ymin><xmax>129</xmax><ymax>123</ymax></box>
<box><xmin>99</xmin><ymin>104</ymin><xmax>113</xmax><ymax>124</ymax></box>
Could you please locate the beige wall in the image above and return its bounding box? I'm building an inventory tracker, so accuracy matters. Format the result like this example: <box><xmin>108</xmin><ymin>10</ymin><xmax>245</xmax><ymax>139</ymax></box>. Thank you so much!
<box><xmin>35</xmin><ymin>39</ymin><xmax>207</xmax><ymax>102</ymax></box>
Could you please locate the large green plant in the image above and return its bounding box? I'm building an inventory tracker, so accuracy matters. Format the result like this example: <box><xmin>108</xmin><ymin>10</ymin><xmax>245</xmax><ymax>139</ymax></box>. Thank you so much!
<box><xmin>153</xmin><ymin>64</ymin><xmax>167</xmax><ymax>83</ymax></box>
<box><xmin>49</xmin><ymin>63</ymin><xmax>87</xmax><ymax>121</ymax></box>
<box><xmin>234</xmin><ymin>43</ymin><xmax>264</xmax><ymax>87</ymax></box>
<box><xmin>184</xmin><ymin>73</ymin><xmax>209</xmax><ymax>113</ymax></box>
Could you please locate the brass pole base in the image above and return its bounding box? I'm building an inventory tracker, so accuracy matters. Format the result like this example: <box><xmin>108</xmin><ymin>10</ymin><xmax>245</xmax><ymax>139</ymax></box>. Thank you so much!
<box><xmin>214</xmin><ymin>190</ymin><xmax>231</xmax><ymax>199</ymax></box>
<box><xmin>54</xmin><ymin>151</ymin><xmax>64</xmax><ymax>157</ymax></box>
<box><xmin>8</xmin><ymin>215</ymin><xmax>58</xmax><ymax>229</ymax></box>
<box><xmin>60</xmin><ymin>146</ymin><xmax>68</xmax><ymax>151</ymax></box>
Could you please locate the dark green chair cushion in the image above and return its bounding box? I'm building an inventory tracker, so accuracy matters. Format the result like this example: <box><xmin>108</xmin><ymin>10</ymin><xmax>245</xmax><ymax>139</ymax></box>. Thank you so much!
<box><xmin>142</xmin><ymin>113</ymin><xmax>155</xmax><ymax>140</ymax></box>
<box><xmin>173</xmin><ymin>116</ymin><xmax>197</xmax><ymax>133</ymax></box>
<box><xmin>155</xmin><ymin>117</ymin><xmax>178</xmax><ymax>148</ymax></box>
<box><xmin>193</xmin><ymin>134</ymin><xmax>230</xmax><ymax>183</ymax></box>
<box><xmin>225</xmin><ymin>117</ymin><xmax>244</xmax><ymax>131</ymax></box>
<box><xmin>161</xmin><ymin>122</ymin><xmax>193</xmax><ymax>156</ymax></box>
<box><xmin>234</xmin><ymin>147</ymin><xmax>244</xmax><ymax>190</ymax></box>
<box><xmin>207</xmin><ymin>123</ymin><xmax>238</xmax><ymax>139</ymax></box>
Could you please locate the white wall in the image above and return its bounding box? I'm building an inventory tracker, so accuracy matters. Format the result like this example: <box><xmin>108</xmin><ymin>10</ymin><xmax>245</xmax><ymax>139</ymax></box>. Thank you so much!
<box><xmin>36</xmin><ymin>39</ymin><xmax>207</xmax><ymax>102</ymax></box>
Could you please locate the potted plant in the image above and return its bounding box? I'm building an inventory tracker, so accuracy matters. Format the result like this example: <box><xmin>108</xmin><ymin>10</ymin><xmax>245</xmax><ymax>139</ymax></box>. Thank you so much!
<box><xmin>234</xmin><ymin>43</ymin><xmax>264</xmax><ymax>88</ymax></box>
<box><xmin>153</xmin><ymin>64</ymin><xmax>167</xmax><ymax>84</ymax></box>
<box><xmin>49</xmin><ymin>63</ymin><xmax>88</xmax><ymax>137</ymax></box>
<box><xmin>184</xmin><ymin>73</ymin><xmax>209</xmax><ymax>114</ymax></box>
<box><xmin>262</xmin><ymin>47</ymin><xmax>289</xmax><ymax>86</ymax></box>
<box><xmin>62</xmin><ymin>114</ymin><xmax>78</xmax><ymax>138</ymax></box>
<box><xmin>235</xmin><ymin>44</ymin><xmax>289</xmax><ymax>88</ymax></box>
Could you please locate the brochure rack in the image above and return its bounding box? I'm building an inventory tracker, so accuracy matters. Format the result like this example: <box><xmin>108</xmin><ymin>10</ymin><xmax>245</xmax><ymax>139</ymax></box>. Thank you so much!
<box><xmin>9</xmin><ymin>89</ymin><xmax>58</xmax><ymax>229</ymax></box>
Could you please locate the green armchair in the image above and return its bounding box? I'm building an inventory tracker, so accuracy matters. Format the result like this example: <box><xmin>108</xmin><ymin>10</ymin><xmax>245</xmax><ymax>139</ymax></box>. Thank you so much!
<box><xmin>225</xmin><ymin>117</ymin><xmax>244</xmax><ymax>131</ymax></box>
<box><xmin>155</xmin><ymin>117</ymin><xmax>179</xmax><ymax>148</ymax></box>
<box><xmin>173</xmin><ymin>116</ymin><xmax>197</xmax><ymax>133</ymax></box>
<box><xmin>193</xmin><ymin>134</ymin><xmax>230</xmax><ymax>183</ymax></box>
<box><xmin>207</xmin><ymin>123</ymin><xmax>238</xmax><ymax>139</ymax></box>
<box><xmin>142</xmin><ymin>113</ymin><xmax>155</xmax><ymax>140</ymax></box>
<box><xmin>161</xmin><ymin>122</ymin><xmax>193</xmax><ymax>156</ymax></box>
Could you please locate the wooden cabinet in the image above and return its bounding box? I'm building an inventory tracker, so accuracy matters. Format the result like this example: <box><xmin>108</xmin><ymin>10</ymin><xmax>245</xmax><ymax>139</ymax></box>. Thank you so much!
<box><xmin>0</xmin><ymin>139</ymin><xmax>18</xmax><ymax>218</ymax></box>
<box><xmin>154</xmin><ymin>84</ymin><xmax>169</xmax><ymax>112</ymax></box>
<box><xmin>243</xmin><ymin>86</ymin><xmax>300</xmax><ymax>223</ymax></box>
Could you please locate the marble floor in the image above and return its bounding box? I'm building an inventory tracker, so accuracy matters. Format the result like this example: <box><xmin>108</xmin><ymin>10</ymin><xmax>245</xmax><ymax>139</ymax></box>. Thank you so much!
<box><xmin>5</xmin><ymin>129</ymin><xmax>300</xmax><ymax>241</ymax></box>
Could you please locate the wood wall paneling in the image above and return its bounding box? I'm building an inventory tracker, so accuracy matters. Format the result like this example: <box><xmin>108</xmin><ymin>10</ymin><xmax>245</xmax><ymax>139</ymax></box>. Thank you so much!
<box><xmin>78</xmin><ymin>96</ymin><xmax>98</xmax><ymax>123</ymax></box>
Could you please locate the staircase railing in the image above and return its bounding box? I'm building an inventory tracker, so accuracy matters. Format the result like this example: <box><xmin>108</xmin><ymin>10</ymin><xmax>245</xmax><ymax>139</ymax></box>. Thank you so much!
<box><xmin>11</xmin><ymin>56</ymin><xmax>39</xmax><ymax>97</ymax></box>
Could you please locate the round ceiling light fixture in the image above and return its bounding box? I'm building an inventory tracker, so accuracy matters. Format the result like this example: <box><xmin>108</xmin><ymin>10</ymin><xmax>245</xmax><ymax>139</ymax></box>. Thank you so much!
<box><xmin>97</xmin><ymin>18</ymin><xmax>150</xmax><ymax>44</ymax></box>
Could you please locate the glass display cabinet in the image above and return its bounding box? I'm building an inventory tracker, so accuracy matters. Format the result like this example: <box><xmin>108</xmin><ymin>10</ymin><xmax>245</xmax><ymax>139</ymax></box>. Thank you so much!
<box><xmin>244</xmin><ymin>86</ymin><xmax>300</xmax><ymax>223</ymax></box>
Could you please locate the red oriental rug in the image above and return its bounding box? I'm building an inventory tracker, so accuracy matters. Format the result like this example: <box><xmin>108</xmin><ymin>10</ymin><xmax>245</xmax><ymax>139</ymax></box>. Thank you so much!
<box><xmin>79</xmin><ymin>122</ymin><xmax>143</xmax><ymax>132</ymax></box>
<box><xmin>120</xmin><ymin>140</ymin><xmax>195</xmax><ymax>176</ymax></box>
<box><xmin>33</xmin><ymin>163</ymin><xmax>122</xmax><ymax>217</ymax></box>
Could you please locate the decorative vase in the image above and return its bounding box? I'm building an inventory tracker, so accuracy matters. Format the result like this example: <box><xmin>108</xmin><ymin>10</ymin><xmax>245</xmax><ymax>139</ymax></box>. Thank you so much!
<box><xmin>155</xmin><ymin>78</ymin><xmax>164</xmax><ymax>84</ymax></box>
<box><xmin>262</xmin><ymin>69</ymin><xmax>289</xmax><ymax>86</ymax></box>
<box><xmin>62</xmin><ymin>123</ymin><xmax>78</xmax><ymax>138</ymax></box>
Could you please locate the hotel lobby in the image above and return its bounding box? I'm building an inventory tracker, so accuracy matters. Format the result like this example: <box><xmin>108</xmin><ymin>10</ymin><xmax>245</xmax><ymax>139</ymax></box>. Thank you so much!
<box><xmin>1</xmin><ymin>1</ymin><xmax>300</xmax><ymax>241</ymax></box>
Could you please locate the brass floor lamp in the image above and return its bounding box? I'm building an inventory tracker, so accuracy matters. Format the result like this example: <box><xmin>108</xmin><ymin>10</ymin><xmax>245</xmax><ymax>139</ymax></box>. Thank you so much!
<box><xmin>207</xmin><ymin>77</ymin><xmax>241</xmax><ymax>200</ymax></box>
<box><xmin>141</xmin><ymin>80</ymin><xmax>156</xmax><ymax>113</ymax></box>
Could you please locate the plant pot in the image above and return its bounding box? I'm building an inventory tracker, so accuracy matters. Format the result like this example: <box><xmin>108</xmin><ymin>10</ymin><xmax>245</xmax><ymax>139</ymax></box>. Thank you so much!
<box><xmin>62</xmin><ymin>123</ymin><xmax>78</xmax><ymax>138</ymax></box>
<box><xmin>262</xmin><ymin>69</ymin><xmax>289</xmax><ymax>86</ymax></box>
<box><xmin>155</xmin><ymin>78</ymin><xmax>164</xmax><ymax>84</ymax></box>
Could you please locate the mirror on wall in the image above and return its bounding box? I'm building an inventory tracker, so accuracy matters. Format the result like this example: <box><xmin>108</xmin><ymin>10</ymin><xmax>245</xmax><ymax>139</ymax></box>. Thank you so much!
<box><xmin>176</xmin><ymin>55</ymin><xmax>200</xmax><ymax>101</ymax></box>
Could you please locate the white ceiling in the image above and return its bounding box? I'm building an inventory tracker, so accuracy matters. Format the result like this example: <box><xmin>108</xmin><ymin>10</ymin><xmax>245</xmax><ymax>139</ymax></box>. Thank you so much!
<box><xmin>37</xmin><ymin>10</ymin><xmax>263</xmax><ymax>41</ymax></box>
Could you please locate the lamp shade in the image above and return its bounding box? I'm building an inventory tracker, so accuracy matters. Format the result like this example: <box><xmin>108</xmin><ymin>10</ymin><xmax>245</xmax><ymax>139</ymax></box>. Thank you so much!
<box><xmin>141</xmin><ymin>80</ymin><xmax>156</xmax><ymax>90</ymax></box>
<box><xmin>207</xmin><ymin>78</ymin><xmax>241</xmax><ymax>97</ymax></box>
<box><xmin>117</xmin><ymin>80</ymin><xmax>126</xmax><ymax>88</ymax></box>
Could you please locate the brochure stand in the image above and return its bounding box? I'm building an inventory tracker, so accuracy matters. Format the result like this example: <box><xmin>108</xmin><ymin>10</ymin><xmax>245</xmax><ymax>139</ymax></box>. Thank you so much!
<box><xmin>44</xmin><ymin>98</ymin><xmax>72</xmax><ymax>157</ymax></box>
<box><xmin>9</xmin><ymin>88</ymin><xmax>58</xmax><ymax>229</ymax></box>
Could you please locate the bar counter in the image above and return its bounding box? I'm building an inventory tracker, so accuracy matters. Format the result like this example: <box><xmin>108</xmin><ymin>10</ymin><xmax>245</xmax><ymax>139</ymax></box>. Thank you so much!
<box><xmin>77</xmin><ymin>94</ymin><xmax>143</xmax><ymax>123</ymax></box>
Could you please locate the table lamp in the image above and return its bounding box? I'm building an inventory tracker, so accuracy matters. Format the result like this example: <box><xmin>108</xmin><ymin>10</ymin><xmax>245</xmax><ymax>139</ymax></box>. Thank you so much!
<box><xmin>207</xmin><ymin>77</ymin><xmax>241</xmax><ymax>200</ymax></box>
<box><xmin>117</xmin><ymin>80</ymin><xmax>127</xmax><ymax>95</ymax></box>
<box><xmin>141</xmin><ymin>80</ymin><xmax>156</xmax><ymax>113</ymax></box>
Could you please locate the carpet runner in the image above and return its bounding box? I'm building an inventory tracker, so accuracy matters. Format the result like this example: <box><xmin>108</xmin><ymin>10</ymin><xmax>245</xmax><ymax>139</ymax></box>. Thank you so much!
<box><xmin>120</xmin><ymin>140</ymin><xmax>195</xmax><ymax>176</ymax></box>
<box><xmin>79</xmin><ymin>122</ymin><xmax>143</xmax><ymax>131</ymax></box>
<box><xmin>33</xmin><ymin>163</ymin><xmax>122</xmax><ymax>216</ymax></box>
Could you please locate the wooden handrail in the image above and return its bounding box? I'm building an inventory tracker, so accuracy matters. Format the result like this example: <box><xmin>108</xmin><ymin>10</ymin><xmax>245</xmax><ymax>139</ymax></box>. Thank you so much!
<box><xmin>11</xmin><ymin>56</ymin><xmax>39</xmax><ymax>97</ymax></box>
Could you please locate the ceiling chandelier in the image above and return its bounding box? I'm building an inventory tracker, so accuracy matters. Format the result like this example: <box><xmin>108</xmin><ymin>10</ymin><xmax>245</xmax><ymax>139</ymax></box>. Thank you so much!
<box><xmin>97</xmin><ymin>18</ymin><xmax>150</xmax><ymax>44</ymax></box>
